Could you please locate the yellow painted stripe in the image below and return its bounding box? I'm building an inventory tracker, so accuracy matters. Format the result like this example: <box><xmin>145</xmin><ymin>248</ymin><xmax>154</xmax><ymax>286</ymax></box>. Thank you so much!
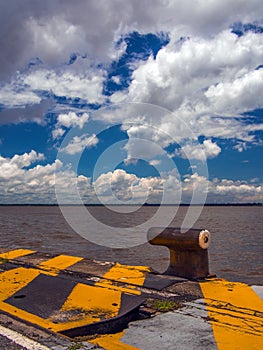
<box><xmin>0</xmin><ymin>254</ymin><xmax>83</xmax><ymax>303</ymax></box>
<box><xmin>52</xmin><ymin>283</ymin><xmax>122</xmax><ymax>332</ymax></box>
<box><xmin>0</xmin><ymin>265</ymin><xmax>114</xmax><ymax>333</ymax></box>
<box><xmin>0</xmin><ymin>249</ymin><xmax>35</xmax><ymax>262</ymax></box>
<box><xmin>90</xmin><ymin>331</ymin><xmax>139</xmax><ymax>350</ymax></box>
<box><xmin>88</xmin><ymin>263</ymin><xmax>149</xmax><ymax>349</ymax></box>
<box><xmin>0</xmin><ymin>266</ymin><xmax>57</xmax><ymax>332</ymax></box>
<box><xmin>99</xmin><ymin>263</ymin><xmax>150</xmax><ymax>286</ymax></box>
<box><xmin>0</xmin><ymin>255</ymin><xmax>149</xmax><ymax>338</ymax></box>
<box><xmin>0</xmin><ymin>254</ymin><xmax>83</xmax><ymax>332</ymax></box>
<box><xmin>0</xmin><ymin>301</ymin><xmax>57</xmax><ymax>331</ymax></box>
<box><xmin>53</xmin><ymin>263</ymin><xmax>149</xmax><ymax>333</ymax></box>
<box><xmin>0</xmin><ymin>267</ymin><xmax>41</xmax><ymax>301</ymax></box>
<box><xmin>95</xmin><ymin>263</ymin><xmax>150</xmax><ymax>295</ymax></box>
<box><xmin>37</xmin><ymin>255</ymin><xmax>83</xmax><ymax>276</ymax></box>
<box><xmin>200</xmin><ymin>279</ymin><xmax>263</xmax><ymax>349</ymax></box>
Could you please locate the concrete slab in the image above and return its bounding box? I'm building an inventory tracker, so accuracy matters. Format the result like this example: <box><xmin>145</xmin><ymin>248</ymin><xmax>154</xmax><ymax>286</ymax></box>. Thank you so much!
<box><xmin>115</xmin><ymin>301</ymin><xmax>218</xmax><ymax>350</ymax></box>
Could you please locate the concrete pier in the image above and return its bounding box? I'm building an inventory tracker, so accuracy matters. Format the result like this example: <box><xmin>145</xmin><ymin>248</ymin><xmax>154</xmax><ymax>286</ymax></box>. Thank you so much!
<box><xmin>0</xmin><ymin>248</ymin><xmax>262</xmax><ymax>349</ymax></box>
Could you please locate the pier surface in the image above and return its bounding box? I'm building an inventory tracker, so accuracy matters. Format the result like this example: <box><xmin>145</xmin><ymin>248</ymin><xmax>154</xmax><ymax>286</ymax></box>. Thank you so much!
<box><xmin>0</xmin><ymin>248</ymin><xmax>262</xmax><ymax>349</ymax></box>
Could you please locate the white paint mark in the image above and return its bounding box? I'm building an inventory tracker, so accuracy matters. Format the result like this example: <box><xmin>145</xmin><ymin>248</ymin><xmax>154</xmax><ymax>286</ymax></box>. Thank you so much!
<box><xmin>0</xmin><ymin>324</ymin><xmax>50</xmax><ymax>350</ymax></box>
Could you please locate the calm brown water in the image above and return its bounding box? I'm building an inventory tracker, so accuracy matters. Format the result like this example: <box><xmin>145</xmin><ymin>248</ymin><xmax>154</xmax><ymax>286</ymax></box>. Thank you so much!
<box><xmin>0</xmin><ymin>205</ymin><xmax>262</xmax><ymax>285</ymax></box>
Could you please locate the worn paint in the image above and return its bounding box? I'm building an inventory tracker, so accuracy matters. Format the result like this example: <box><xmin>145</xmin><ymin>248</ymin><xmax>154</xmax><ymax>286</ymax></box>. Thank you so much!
<box><xmin>0</xmin><ymin>255</ymin><xmax>84</xmax><ymax>332</ymax></box>
<box><xmin>200</xmin><ymin>279</ymin><xmax>263</xmax><ymax>349</ymax></box>
<box><xmin>0</xmin><ymin>267</ymin><xmax>56</xmax><ymax>330</ymax></box>
<box><xmin>90</xmin><ymin>330</ymin><xmax>139</xmax><ymax>350</ymax></box>
<box><xmin>0</xmin><ymin>324</ymin><xmax>50</xmax><ymax>350</ymax></box>
<box><xmin>96</xmin><ymin>263</ymin><xmax>150</xmax><ymax>296</ymax></box>
<box><xmin>0</xmin><ymin>255</ymin><xmax>149</xmax><ymax>336</ymax></box>
<box><xmin>99</xmin><ymin>263</ymin><xmax>150</xmax><ymax>285</ymax></box>
<box><xmin>1</xmin><ymin>249</ymin><xmax>263</xmax><ymax>349</ymax></box>
<box><xmin>90</xmin><ymin>264</ymin><xmax>149</xmax><ymax>349</ymax></box>
<box><xmin>52</xmin><ymin>263</ymin><xmax>149</xmax><ymax>332</ymax></box>
<box><xmin>0</xmin><ymin>267</ymin><xmax>41</xmax><ymax>301</ymax></box>
<box><xmin>52</xmin><ymin>283</ymin><xmax>122</xmax><ymax>332</ymax></box>
<box><xmin>0</xmin><ymin>249</ymin><xmax>35</xmax><ymax>262</ymax></box>
<box><xmin>37</xmin><ymin>254</ymin><xmax>83</xmax><ymax>276</ymax></box>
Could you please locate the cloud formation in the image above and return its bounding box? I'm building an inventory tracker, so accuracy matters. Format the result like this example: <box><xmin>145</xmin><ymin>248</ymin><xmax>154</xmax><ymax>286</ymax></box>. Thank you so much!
<box><xmin>0</xmin><ymin>151</ymin><xmax>59</xmax><ymax>203</ymax></box>
<box><xmin>0</xmin><ymin>1</ymin><xmax>262</xmax><ymax>150</ymax></box>
<box><xmin>109</xmin><ymin>29</ymin><xmax>263</xmax><ymax>148</ymax></box>
<box><xmin>0</xmin><ymin>150</ymin><xmax>44</xmax><ymax>179</ymax></box>
<box><xmin>52</xmin><ymin>112</ymin><xmax>89</xmax><ymax>139</ymax></box>
<box><xmin>61</xmin><ymin>134</ymin><xmax>98</xmax><ymax>155</ymax></box>
<box><xmin>0</xmin><ymin>1</ymin><xmax>262</xmax><ymax>203</ymax></box>
<box><xmin>1</xmin><ymin>0</ymin><xmax>262</xmax><ymax>80</ymax></box>
<box><xmin>23</xmin><ymin>67</ymin><xmax>105</xmax><ymax>103</ymax></box>
<box><xmin>0</xmin><ymin>154</ymin><xmax>261</xmax><ymax>204</ymax></box>
<box><xmin>178</xmin><ymin>139</ymin><xmax>221</xmax><ymax>160</ymax></box>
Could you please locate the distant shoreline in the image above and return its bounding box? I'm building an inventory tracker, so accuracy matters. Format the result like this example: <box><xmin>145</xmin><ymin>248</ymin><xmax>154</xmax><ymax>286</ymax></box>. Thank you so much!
<box><xmin>0</xmin><ymin>203</ymin><xmax>262</xmax><ymax>207</ymax></box>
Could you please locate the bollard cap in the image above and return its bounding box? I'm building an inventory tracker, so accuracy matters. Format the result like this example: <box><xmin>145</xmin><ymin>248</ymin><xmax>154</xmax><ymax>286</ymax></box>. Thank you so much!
<box><xmin>199</xmin><ymin>230</ymin><xmax>210</xmax><ymax>249</ymax></box>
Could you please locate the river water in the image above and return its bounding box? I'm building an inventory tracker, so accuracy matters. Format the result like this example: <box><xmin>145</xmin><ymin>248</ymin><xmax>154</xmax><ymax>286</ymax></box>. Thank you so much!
<box><xmin>0</xmin><ymin>205</ymin><xmax>262</xmax><ymax>285</ymax></box>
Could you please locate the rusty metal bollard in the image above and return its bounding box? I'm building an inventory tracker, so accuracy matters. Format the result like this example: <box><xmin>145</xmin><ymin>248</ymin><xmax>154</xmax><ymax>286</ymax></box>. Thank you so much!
<box><xmin>148</xmin><ymin>227</ymin><xmax>211</xmax><ymax>280</ymax></box>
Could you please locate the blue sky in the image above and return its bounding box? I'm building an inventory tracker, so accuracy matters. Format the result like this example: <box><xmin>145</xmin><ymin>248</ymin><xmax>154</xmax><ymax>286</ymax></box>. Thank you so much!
<box><xmin>0</xmin><ymin>0</ymin><xmax>262</xmax><ymax>204</ymax></box>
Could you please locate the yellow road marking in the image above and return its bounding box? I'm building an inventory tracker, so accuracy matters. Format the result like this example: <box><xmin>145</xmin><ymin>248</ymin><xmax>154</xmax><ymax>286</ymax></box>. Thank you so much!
<box><xmin>0</xmin><ymin>249</ymin><xmax>35</xmax><ymax>262</ymax></box>
<box><xmin>53</xmin><ymin>263</ymin><xmax>149</xmax><ymax>332</ymax></box>
<box><xmin>0</xmin><ymin>267</ymin><xmax>56</xmax><ymax>329</ymax></box>
<box><xmin>0</xmin><ymin>267</ymin><xmax>41</xmax><ymax>301</ymax></box>
<box><xmin>200</xmin><ymin>279</ymin><xmax>263</xmax><ymax>349</ymax></box>
<box><xmin>0</xmin><ymin>254</ymin><xmax>149</xmax><ymax>339</ymax></box>
<box><xmin>52</xmin><ymin>283</ymin><xmax>122</xmax><ymax>332</ymax></box>
<box><xmin>0</xmin><ymin>302</ymin><xmax>56</xmax><ymax>331</ymax></box>
<box><xmin>89</xmin><ymin>263</ymin><xmax>149</xmax><ymax>349</ymax></box>
<box><xmin>96</xmin><ymin>263</ymin><xmax>150</xmax><ymax>296</ymax></box>
<box><xmin>99</xmin><ymin>263</ymin><xmax>150</xmax><ymax>286</ymax></box>
<box><xmin>37</xmin><ymin>255</ymin><xmax>83</xmax><ymax>276</ymax></box>
<box><xmin>90</xmin><ymin>330</ymin><xmax>139</xmax><ymax>350</ymax></box>
<box><xmin>0</xmin><ymin>254</ymin><xmax>83</xmax><ymax>331</ymax></box>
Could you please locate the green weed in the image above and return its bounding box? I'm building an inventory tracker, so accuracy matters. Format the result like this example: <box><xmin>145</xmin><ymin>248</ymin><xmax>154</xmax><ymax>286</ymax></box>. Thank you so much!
<box><xmin>152</xmin><ymin>299</ymin><xmax>180</xmax><ymax>312</ymax></box>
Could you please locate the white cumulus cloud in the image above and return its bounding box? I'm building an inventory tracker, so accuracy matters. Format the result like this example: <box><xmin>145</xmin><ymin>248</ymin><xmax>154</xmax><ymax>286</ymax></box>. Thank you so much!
<box><xmin>1</xmin><ymin>0</ymin><xmax>263</xmax><ymax>81</ymax></box>
<box><xmin>107</xmin><ymin>29</ymin><xmax>263</xmax><ymax>155</ymax></box>
<box><xmin>0</xmin><ymin>150</ymin><xmax>44</xmax><ymax>180</ymax></box>
<box><xmin>205</xmin><ymin>69</ymin><xmax>263</xmax><ymax>115</ymax></box>
<box><xmin>61</xmin><ymin>134</ymin><xmax>99</xmax><ymax>155</ymax></box>
<box><xmin>0</xmin><ymin>156</ymin><xmax>262</xmax><ymax>204</ymax></box>
<box><xmin>52</xmin><ymin>112</ymin><xmax>90</xmax><ymax>139</ymax></box>
<box><xmin>57</xmin><ymin>112</ymin><xmax>89</xmax><ymax>129</ymax></box>
<box><xmin>178</xmin><ymin>139</ymin><xmax>221</xmax><ymax>161</ymax></box>
<box><xmin>23</xmin><ymin>68</ymin><xmax>105</xmax><ymax>104</ymax></box>
<box><xmin>0</xmin><ymin>85</ymin><xmax>41</xmax><ymax>108</ymax></box>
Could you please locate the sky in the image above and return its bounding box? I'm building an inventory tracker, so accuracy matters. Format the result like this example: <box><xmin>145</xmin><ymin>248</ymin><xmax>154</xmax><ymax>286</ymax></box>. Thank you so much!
<box><xmin>0</xmin><ymin>0</ymin><xmax>263</xmax><ymax>205</ymax></box>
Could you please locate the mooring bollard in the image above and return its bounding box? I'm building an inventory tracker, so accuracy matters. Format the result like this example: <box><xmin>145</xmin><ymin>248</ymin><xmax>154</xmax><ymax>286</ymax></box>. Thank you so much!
<box><xmin>148</xmin><ymin>227</ymin><xmax>211</xmax><ymax>280</ymax></box>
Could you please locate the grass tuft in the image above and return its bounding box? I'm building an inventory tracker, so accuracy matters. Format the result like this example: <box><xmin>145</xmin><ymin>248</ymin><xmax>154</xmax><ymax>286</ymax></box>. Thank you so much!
<box><xmin>67</xmin><ymin>343</ymin><xmax>84</xmax><ymax>350</ymax></box>
<box><xmin>152</xmin><ymin>299</ymin><xmax>180</xmax><ymax>312</ymax></box>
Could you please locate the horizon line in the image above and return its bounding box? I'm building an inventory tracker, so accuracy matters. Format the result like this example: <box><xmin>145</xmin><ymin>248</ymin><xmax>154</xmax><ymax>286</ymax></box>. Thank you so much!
<box><xmin>0</xmin><ymin>203</ymin><xmax>262</xmax><ymax>207</ymax></box>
